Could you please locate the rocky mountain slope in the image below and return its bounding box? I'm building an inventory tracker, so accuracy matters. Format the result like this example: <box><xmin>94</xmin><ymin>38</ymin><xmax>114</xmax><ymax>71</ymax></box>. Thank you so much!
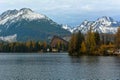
<box><xmin>0</xmin><ymin>8</ymin><xmax>71</xmax><ymax>42</ymax></box>
<box><xmin>63</xmin><ymin>16</ymin><xmax>120</xmax><ymax>34</ymax></box>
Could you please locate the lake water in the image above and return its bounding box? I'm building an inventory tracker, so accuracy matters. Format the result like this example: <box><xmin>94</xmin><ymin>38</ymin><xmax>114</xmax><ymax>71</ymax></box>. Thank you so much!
<box><xmin>0</xmin><ymin>53</ymin><xmax>120</xmax><ymax>80</ymax></box>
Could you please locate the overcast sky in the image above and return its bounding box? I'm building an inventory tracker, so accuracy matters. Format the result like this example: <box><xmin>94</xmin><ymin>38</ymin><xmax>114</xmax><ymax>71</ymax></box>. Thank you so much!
<box><xmin>0</xmin><ymin>0</ymin><xmax>120</xmax><ymax>26</ymax></box>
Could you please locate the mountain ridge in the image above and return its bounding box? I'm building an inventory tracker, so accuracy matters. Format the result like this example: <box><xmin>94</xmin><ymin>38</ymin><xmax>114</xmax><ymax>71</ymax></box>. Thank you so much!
<box><xmin>63</xmin><ymin>16</ymin><xmax>120</xmax><ymax>34</ymax></box>
<box><xmin>0</xmin><ymin>8</ymin><xmax>119</xmax><ymax>42</ymax></box>
<box><xmin>0</xmin><ymin>8</ymin><xmax>71</xmax><ymax>42</ymax></box>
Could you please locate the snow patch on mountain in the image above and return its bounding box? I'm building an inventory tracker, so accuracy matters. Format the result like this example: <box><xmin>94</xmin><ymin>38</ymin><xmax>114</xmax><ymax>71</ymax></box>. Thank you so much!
<box><xmin>74</xmin><ymin>16</ymin><xmax>120</xmax><ymax>34</ymax></box>
<box><xmin>0</xmin><ymin>8</ymin><xmax>46</xmax><ymax>25</ymax></box>
<box><xmin>62</xmin><ymin>25</ymin><xmax>76</xmax><ymax>33</ymax></box>
<box><xmin>0</xmin><ymin>34</ymin><xmax>17</xmax><ymax>42</ymax></box>
<box><xmin>20</xmin><ymin>9</ymin><xmax>46</xmax><ymax>20</ymax></box>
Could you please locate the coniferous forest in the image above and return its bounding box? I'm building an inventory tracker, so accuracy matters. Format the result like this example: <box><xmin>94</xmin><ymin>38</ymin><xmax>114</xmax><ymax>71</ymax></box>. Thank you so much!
<box><xmin>0</xmin><ymin>41</ymin><xmax>49</xmax><ymax>53</ymax></box>
<box><xmin>68</xmin><ymin>27</ymin><xmax>120</xmax><ymax>56</ymax></box>
<box><xmin>0</xmin><ymin>41</ymin><xmax>68</xmax><ymax>53</ymax></box>
<box><xmin>0</xmin><ymin>27</ymin><xmax>120</xmax><ymax>56</ymax></box>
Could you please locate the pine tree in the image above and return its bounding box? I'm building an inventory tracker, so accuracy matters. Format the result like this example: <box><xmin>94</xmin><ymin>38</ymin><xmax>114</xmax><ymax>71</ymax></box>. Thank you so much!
<box><xmin>76</xmin><ymin>31</ymin><xmax>84</xmax><ymax>52</ymax></box>
<box><xmin>94</xmin><ymin>31</ymin><xmax>100</xmax><ymax>45</ymax></box>
<box><xmin>68</xmin><ymin>31</ymin><xmax>84</xmax><ymax>56</ymax></box>
<box><xmin>86</xmin><ymin>28</ymin><xmax>96</xmax><ymax>54</ymax></box>
<box><xmin>80</xmin><ymin>41</ymin><xmax>87</xmax><ymax>54</ymax></box>
<box><xmin>115</xmin><ymin>27</ymin><xmax>120</xmax><ymax>49</ymax></box>
<box><xmin>26</xmin><ymin>41</ymin><xmax>33</xmax><ymax>52</ymax></box>
<box><xmin>68</xmin><ymin>34</ymin><xmax>76</xmax><ymax>56</ymax></box>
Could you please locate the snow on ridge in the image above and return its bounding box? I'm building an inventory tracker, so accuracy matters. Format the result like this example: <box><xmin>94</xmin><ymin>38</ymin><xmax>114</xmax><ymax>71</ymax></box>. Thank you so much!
<box><xmin>74</xmin><ymin>16</ymin><xmax>120</xmax><ymax>34</ymax></box>
<box><xmin>0</xmin><ymin>34</ymin><xmax>17</xmax><ymax>42</ymax></box>
<box><xmin>21</xmin><ymin>11</ymin><xmax>46</xmax><ymax>20</ymax></box>
<box><xmin>62</xmin><ymin>25</ymin><xmax>75</xmax><ymax>33</ymax></box>
<box><xmin>0</xmin><ymin>8</ymin><xmax>46</xmax><ymax>25</ymax></box>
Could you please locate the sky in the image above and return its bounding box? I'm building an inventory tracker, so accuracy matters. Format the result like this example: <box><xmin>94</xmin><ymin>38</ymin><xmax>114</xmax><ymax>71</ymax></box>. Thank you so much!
<box><xmin>0</xmin><ymin>0</ymin><xmax>120</xmax><ymax>27</ymax></box>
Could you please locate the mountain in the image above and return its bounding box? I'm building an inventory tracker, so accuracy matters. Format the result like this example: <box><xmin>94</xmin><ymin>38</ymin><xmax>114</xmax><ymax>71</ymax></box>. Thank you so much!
<box><xmin>0</xmin><ymin>8</ymin><xmax>71</xmax><ymax>42</ymax></box>
<box><xmin>73</xmin><ymin>16</ymin><xmax>120</xmax><ymax>34</ymax></box>
<box><xmin>62</xmin><ymin>25</ymin><xmax>76</xmax><ymax>33</ymax></box>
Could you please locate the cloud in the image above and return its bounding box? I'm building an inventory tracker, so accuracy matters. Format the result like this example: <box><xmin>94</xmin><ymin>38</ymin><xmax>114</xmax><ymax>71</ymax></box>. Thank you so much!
<box><xmin>1</xmin><ymin>0</ymin><xmax>120</xmax><ymax>13</ymax></box>
<box><xmin>0</xmin><ymin>0</ymin><xmax>9</xmax><ymax>3</ymax></box>
<box><xmin>81</xmin><ymin>5</ymin><xmax>94</xmax><ymax>11</ymax></box>
<box><xmin>1</xmin><ymin>0</ymin><xmax>120</xmax><ymax>26</ymax></box>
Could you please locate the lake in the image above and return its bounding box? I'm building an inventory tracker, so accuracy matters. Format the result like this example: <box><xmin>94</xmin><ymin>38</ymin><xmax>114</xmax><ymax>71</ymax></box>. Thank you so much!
<box><xmin>0</xmin><ymin>53</ymin><xmax>120</xmax><ymax>80</ymax></box>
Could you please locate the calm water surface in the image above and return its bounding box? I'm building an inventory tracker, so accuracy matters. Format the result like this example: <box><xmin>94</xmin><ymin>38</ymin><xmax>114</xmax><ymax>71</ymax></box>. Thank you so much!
<box><xmin>0</xmin><ymin>53</ymin><xmax>120</xmax><ymax>80</ymax></box>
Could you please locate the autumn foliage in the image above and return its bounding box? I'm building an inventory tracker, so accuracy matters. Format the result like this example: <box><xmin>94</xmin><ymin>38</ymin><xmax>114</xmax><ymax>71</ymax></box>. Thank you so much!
<box><xmin>68</xmin><ymin>27</ymin><xmax>120</xmax><ymax>56</ymax></box>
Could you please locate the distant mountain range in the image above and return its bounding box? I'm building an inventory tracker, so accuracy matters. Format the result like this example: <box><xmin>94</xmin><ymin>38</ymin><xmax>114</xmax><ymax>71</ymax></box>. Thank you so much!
<box><xmin>0</xmin><ymin>8</ymin><xmax>71</xmax><ymax>42</ymax></box>
<box><xmin>62</xmin><ymin>16</ymin><xmax>120</xmax><ymax>34</ymax></box>
<box><xmin>0</xmin><ymin>8</ymin><xmax>120</xmax><ymax>42</ymax></box>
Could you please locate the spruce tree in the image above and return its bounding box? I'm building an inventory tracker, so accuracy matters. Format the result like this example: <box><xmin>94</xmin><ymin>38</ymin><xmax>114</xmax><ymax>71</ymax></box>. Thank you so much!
<box><xmin>68</xmin><ymin>31</ymin><xmax>84</xmax><ymax>56</ymax></box>
<box><xmin>115</xmin><ymin>27</ymin><xmax>120</xmax><ymax>49</ymax></box>
<box><xmin>68</xmin><ymin>34</ymin><xmax>76</xmax><ymax>56</ymax></box>
<box><xmin>86</xmin><ymin>28</ymin><xmax>96</xmax><ymax>55</ymax></box>
<box><xmin>94</xmin><ymin>31</ymin><xmax>100</xmax><ymax>45</ymax></box>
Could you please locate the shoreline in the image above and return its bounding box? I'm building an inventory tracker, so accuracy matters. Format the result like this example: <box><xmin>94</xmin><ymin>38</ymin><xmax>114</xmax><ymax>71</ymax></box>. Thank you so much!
<box><xmin>0</xmin><ymin>52</ymin><xmax>119</xmax><ymax>56</ymax></box>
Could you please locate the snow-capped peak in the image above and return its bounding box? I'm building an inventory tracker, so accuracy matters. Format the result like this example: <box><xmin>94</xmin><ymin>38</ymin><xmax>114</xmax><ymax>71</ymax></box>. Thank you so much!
<box><xmin>19</xmin><ymin>8</ymin><xmax>46</xmax><ymax>20</ymax></box>
<box><xmin>97</xmin><ymin>16</ymin><xmax>114</xmax><ymax>22</ymax></box>
<box><xmin>0</xmin><ymin>9</ymin><xmax>18</xmax><ymax>20</ymax></box>
<box><xmin>20</xmin><ymin>8</ymin><xmax>33</xmax><ymax>13</ymax></box>
<box><xmin>0</xmin><ymin>8</ymin><xmax>46</xmax><ymax>25</ymax></box>
<box><xmin>74</xmin><ymin>16</ymin><xmax>120</xmax><ymax>34</ymax></box>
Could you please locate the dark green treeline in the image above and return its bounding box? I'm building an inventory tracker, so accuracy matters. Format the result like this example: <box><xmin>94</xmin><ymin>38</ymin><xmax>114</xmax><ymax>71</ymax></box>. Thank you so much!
<box><xmin>0</xmin><ymin>41</ymin><xmax>49</xmax><ymax>53</ymax></box>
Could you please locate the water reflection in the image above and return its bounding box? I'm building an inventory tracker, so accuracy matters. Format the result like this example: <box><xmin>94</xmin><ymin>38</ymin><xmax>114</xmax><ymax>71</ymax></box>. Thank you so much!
<box><xmin>0</xmin><ymin>53</ymin><xmax>119</xmax><ymax>79</ymax></box>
